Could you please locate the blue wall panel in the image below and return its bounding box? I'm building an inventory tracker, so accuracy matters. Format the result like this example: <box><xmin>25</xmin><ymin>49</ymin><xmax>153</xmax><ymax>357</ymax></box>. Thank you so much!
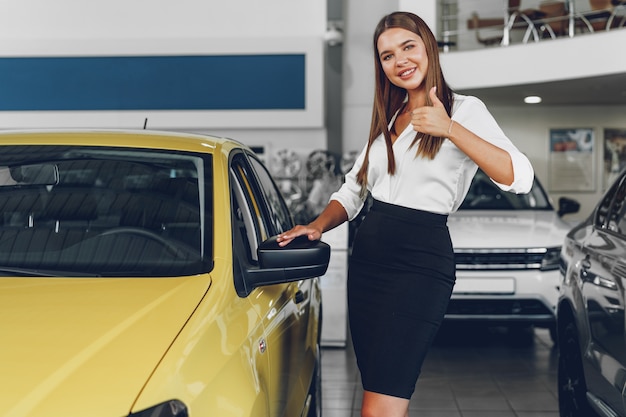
<box><xmin>0</xmin><ymin>54</ymin><xmax>305</xmax><ymax>111</ymax></box>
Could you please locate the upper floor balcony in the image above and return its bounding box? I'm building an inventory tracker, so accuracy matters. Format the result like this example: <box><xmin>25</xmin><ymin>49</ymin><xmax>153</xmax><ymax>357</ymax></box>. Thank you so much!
<box><xmin>437</xmin><ymin>0</ymin><xmax>626</xmax><ymax>106</ymax></box>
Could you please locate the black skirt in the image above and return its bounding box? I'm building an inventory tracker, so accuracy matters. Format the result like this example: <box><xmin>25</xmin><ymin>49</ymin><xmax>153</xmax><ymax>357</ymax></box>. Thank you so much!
<box><xmin>348</xmin><ymin>199</ymin><xmax>456</xmax><ymax>399</ymax></box>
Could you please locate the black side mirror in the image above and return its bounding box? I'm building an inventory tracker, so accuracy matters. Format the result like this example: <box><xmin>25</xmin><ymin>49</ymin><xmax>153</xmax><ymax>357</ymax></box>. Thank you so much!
<box><xmin>558</xmin><ymin>197</ymin><xmax>580</xmax><ymax>217</ymax></box>
<box><xmin>235</xmin><ymin>235</ymin><xmax>331</xmax><ymax>297</ymax></box>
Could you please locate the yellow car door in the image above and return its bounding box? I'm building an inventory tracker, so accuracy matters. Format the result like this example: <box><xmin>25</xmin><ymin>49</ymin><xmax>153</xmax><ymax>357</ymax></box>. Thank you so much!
<box><xmin>229</xmin><ymin>151</ymin><xmax>320</xmax><ymax>417</ymax></box>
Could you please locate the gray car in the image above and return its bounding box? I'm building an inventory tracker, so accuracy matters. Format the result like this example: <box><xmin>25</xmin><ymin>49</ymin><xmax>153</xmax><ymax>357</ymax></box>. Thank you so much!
<box><xmin>557</xmin><ymin>169</ymin><xmax>626</xmax><ymax>417</ymax></box>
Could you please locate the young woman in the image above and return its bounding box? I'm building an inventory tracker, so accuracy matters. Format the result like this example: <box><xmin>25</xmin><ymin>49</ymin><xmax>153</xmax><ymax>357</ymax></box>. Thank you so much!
<box><xmin>277</xmin><ymin>11</ymin><xmax>534</xmax><ymax>417</ymax></box>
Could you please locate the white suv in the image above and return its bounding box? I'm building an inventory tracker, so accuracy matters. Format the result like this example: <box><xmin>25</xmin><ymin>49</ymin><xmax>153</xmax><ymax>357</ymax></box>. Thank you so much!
<box><xmin>447</xmin><ymin>169</ymin><xmax>579</xmax><ymax>342</ymax></box>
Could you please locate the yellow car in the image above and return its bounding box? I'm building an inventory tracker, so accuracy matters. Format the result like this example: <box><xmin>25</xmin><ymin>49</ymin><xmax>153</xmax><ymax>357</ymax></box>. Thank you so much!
<box><xmin>0</xmin><ymin>130</ymin><xmax>329</xmax><ymax>417</ymax></box>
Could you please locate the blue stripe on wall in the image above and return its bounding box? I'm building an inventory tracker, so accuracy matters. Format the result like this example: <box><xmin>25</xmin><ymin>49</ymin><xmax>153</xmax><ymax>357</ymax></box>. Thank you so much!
<box><xmin>0</xmin><ymin>54</ymin><xmax>305</xmax><ymax>111</ymax></box>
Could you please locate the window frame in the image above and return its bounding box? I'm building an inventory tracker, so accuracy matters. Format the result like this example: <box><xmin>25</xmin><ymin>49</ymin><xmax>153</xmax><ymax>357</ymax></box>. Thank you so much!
<box><xmin>603</xmin><ymin>172</ymin><xmax>626</xmax><ymax>237</ymax></box>
<box><xmin>229</xmin><ymin>150</ymin><xmax>295</xmax><ymax>296</ymax></box>
<box><xmin>595</xmin><ymin>172</ymin><xmax>626</xmax><ymax>231</ymax></box>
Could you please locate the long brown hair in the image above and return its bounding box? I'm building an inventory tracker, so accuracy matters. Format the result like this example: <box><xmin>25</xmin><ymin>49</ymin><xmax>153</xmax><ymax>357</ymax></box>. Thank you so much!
<box><xmin>356</xmin><ymin>11</ymin><xmax>454</xmax><ymax>197</ymax></box>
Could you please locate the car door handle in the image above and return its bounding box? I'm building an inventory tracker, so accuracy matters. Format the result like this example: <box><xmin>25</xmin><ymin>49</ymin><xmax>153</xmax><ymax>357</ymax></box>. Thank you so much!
<box><xmin>294</xmin><ymin>290</ymin><xmax>305</xmax><ymax>304</ymax></box>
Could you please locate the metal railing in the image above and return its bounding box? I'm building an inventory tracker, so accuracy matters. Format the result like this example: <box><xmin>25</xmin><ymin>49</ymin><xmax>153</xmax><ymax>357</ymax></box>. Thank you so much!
<box><xmin>438</xmin><ymin>0</ymin><xmax>626</xmax><ymax>52</ymax></box>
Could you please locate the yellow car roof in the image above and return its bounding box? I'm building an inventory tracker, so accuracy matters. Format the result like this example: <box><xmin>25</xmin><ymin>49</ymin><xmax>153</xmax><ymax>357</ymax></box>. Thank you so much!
<box><xmin>0</xmin><ymin>129</ymin><xmax>245</xmax><ymax>155</ymax></box>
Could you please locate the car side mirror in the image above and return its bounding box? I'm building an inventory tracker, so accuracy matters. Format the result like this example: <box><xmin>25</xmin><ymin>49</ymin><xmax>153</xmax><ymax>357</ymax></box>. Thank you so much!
<box><xmin>235</xmin><ymin>235</ymin><xmax>331</xmax><ymax>297</ymax></box>
<box><xmin>258</xmin><ymin>235</ymin><xmax>330</xmax><ymax>272</ymax></box>
<box><xmin>558</xmin><ymin>197</ymin><xmax>580</xmax><ymax>217</ymax></box>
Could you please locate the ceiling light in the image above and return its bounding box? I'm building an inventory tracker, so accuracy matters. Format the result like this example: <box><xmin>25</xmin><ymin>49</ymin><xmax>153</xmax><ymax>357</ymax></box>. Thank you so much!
<box><xmin>524</xmin><ymin>95</ymin><xmax>542</xmax><ymax>104</ymax></box>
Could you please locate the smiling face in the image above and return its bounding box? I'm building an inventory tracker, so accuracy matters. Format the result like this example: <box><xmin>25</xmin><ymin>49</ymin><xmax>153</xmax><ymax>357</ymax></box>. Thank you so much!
<box><xmin>377</xmin><ymin>27</ymin><xmax>429</xmax><ymax>93</ymax></box>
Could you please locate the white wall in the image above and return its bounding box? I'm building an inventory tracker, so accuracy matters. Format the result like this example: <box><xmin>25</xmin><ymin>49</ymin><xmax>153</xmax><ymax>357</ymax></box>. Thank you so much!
<box><xmin>0</xmin><ymin>0</ymin><xmax>328</xmax><ymax>152</ymax></box>
<box><xmin>492</xmin><ymin>104</ymin><xmax>626</xmax><ymax>223</ymax></box>
<box><xmin>0</xmin><ymin>0</ymin><xmax>325</xmax><ymax>39</ymax></box>
<box><xmin>341</xmin><ymin>1</ymin><xmax>397</xmax><ymax>155</ymax></box>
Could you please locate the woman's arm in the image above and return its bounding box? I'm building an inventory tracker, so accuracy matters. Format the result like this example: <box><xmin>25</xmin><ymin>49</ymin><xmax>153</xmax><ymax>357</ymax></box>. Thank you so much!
<box><xmin>277</xmin><ymin>199</ymin><xmax>348</xmax><ymax>246</ymax></box>
<box><xmin>446</xmin><ymin>121</ymin><xmax>514</xmax><ymax>186</ymax></box>
<box><xmin>411</xmin><ymin>87</ymin><xmax>519</xmax><ymax>187</ymax></box>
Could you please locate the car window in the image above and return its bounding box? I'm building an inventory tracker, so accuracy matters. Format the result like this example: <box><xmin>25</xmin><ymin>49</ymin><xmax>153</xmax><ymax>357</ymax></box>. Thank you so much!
<box><xmin>0</xmin><ymin>145</ymin><xmax>212</xmax><ymax>277</ymax></box>
<box><xmin>459</xmin><ymin>169</ymin><xmax>551</xmax><ymax>210</ymax></box>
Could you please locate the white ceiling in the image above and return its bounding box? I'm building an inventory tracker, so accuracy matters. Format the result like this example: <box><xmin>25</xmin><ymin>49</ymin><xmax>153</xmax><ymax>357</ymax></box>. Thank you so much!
<box><xmin>457</xmin><ymin>72</ymin><xmax>626</xmax><ymax>106</ymax></box>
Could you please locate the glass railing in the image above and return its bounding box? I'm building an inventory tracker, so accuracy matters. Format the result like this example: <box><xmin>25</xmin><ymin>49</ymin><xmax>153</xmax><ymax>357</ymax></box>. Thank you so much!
<box><xmin>438</xmin><ymin>0</ymin><xmax>626</xmax><ymax>52</ymax></box>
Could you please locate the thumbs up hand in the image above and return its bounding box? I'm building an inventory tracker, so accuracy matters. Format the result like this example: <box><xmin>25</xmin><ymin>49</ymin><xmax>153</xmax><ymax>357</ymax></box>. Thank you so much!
<box><xmin>410</xmin><ymin>86</ymin><xmax>453</xmax><ymax>137</ymax></box>
<box><xmin>429</xmin><ymin>86</ymin><xmax>445</xmax><ymax>110</ymax></box>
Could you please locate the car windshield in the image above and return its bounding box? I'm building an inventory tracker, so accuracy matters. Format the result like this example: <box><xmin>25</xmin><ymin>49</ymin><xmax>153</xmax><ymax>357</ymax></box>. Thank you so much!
<box><xmin>0</xmin><ymin>145</ymin><xmax>212</xmax><ymax>277</ymax></box>
<box><xmin>459</xmin><ymin>169</ymin><xmax>552</xmax><ymax>211</ymax></box>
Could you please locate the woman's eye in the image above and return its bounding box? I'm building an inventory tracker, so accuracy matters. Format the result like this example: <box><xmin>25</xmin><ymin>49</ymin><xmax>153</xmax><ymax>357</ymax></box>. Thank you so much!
<box><xmin>382</xmin><ymin>54</ymin><xmax>392</xmax><ymax>61</ymax></box>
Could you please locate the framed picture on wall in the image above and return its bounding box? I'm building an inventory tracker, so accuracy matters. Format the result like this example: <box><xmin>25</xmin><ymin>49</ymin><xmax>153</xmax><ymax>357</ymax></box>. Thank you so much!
<box><xmin>548</xmin><ymin>128</ymin><xmax>595</xmax><ymax>192</ymax></box>
<box><xmin>603</xmin><ymin>128</ymin><xmax>626</xmax><ymax>190</ymax></box>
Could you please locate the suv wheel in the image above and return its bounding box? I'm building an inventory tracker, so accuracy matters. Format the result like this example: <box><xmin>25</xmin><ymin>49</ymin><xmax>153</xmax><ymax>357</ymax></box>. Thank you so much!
<box><xmin>558</xmin><ymin>321</ymin><xmax>594</xmax><ymax>417</ymax></box>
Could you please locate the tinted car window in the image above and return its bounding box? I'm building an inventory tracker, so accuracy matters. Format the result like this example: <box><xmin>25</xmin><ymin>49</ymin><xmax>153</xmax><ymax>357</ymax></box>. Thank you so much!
<box><xmin>0</xmin><ymin>145</ymin><xmax>212</xmax><ymax>276</ymax></box>
<box><xmin>459</xmin><ymin>169</ymin><xmax>551</xmax><ymax>210</ymax></box>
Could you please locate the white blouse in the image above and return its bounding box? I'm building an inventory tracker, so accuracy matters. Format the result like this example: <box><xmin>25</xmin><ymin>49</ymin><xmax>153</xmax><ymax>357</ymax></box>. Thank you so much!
<box><xmin>330</xmin><ymin>93</ymin><xmax>534</xmax><ymax>220</ymax></box>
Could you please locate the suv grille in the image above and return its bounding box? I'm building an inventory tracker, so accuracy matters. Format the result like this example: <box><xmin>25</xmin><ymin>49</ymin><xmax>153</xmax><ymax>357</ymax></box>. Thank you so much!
<box><xmin>446</xmin><ymin>299</ymin><xmax>554</xmax><ymax>318</ymax></box>
<box><xmin>455</xmin><ymin>248</ymin><xmax>547</xmax><ymax>270</ymax></box>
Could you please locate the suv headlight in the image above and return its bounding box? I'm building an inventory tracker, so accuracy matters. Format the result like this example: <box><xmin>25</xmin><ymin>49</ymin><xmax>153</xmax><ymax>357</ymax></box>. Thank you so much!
<box><xmin>540</xmin><ymin>247</ymin><xmax>561</xmax><ymax>271</ymax></box>
<box><xmin>129</xmin><ymin>400</ymin><xmax>188</xmax><ymax>417</ymax></box>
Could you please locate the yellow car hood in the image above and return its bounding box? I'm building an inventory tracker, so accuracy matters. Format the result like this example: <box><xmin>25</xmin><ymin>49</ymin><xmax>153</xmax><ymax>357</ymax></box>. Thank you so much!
<box><xmin>0</xmin><ymin>275</ymin><xmax>211</xmax><ymax>417</ymax></box>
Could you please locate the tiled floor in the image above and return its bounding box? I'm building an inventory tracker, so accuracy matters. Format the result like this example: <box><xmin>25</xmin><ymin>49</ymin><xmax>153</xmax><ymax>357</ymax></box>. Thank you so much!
<box><xmin>321</xmin><ymin>323</ymin><xmax>559</xmax><ymax>417</ymax></box>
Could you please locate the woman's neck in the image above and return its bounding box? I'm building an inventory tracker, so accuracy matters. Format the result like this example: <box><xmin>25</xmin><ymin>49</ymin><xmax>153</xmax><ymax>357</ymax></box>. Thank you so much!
<box><xmin>403</xmin><ymin>89</ymin><xmax>427</xmax><ymax>113</ymax></box>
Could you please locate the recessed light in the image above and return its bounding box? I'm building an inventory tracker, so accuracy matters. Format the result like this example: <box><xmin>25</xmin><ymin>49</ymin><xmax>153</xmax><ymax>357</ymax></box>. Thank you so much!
<box><xmin>524</xmin><ymin>95</ymin><xmax>542</xmax><ymax>104</ymax></box>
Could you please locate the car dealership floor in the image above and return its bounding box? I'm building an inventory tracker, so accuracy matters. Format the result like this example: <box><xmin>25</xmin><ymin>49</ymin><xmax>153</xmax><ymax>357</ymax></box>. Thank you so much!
<box><xmin>321</xmin><ymin>323</ymin><xmax>559</xmax><ymax>417</ymax></box>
